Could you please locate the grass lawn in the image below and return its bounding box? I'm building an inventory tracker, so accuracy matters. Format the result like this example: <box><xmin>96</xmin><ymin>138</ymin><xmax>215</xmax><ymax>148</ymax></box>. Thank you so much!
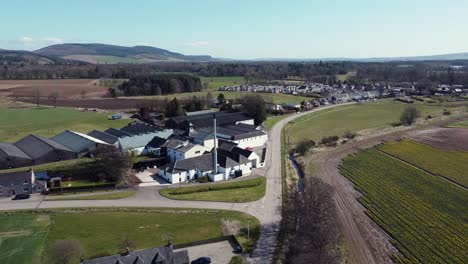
<box><xmin>0</xmin><ymin>208</ymin><xmax>259</xmax><ymax>263</ymax></box>
<box><xmin>160</xmin><ymin>177</ymin><xmax>266</xmax><ymax>203</ymax></box>
<box><xmin>264</xmin><ymin>114</ymin><xmax>293</xmax><ymax>130</ymax></box>
<box><xmin>0</xmin><ymin>106</ymin><xmax>130</xmax><ymax>142</ymax></box>
<box><xmin>285</xmin><ymin>100</ymin><xmax>468</xmax><ymax>144</ymax></box>
<box><xmin>46</xmin><ymin>190</ymin><xmax>137</xmax><ymax>200</ymax></box>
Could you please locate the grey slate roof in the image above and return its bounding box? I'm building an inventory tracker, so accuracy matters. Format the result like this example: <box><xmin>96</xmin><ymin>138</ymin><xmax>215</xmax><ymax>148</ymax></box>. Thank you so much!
<box><xmin>216</xmin><ymin>126</ymin><xmax>266</xmax><ymax>141</ymax></box>
<box><xmin>0</xmin><ymin>142</ymin><xmax>31</xmax><ymax>160</ymax></box>
<box><xmin>163</xmin><ymin>139</ymin><xmax>201</xmax><ymax>153</ymax></box>
<box><xmin>82</xmin><ymin>246</ymin><xmax>189</xmax><ymax>264</ymax></box>
<box><xmin>14</xmin><ymin>135</ymin><xmax>72</xmax><ymax>160</ymax></box>
<box><xmin>120</xmin><ymin>122</ymin><xmax>161</xmax><ymax>135</ymax></box>
<box><xmin>105</xmin><ymin>128</ymin><xmax>133</xmax><ymax>138</ymax></box>
<box><xmin>169</xmin><ymin>111</ymin><xmax>253</xmax><ymax>130</ymax></box>
<box><xmin>52</xmin><ymin>130</ymin><xmax>97</xmax><ymax>153</ymax></box>
<box><xmin>88</xmin><ymin>130</ymin><xmax>119</xmax><ymax>145</ymax></box>
<box><xmin>118</xmin><ymin>130</ymin><xmax>173</xmax><ymax>151</ymax></box>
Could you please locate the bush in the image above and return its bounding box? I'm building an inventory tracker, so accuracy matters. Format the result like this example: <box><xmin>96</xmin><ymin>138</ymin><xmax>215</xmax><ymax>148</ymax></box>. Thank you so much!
<box><xmin>196</xmin><ymin>176</ymin><xmax>209</xmax><ymax>183</ymax></box>
<box><xmin>443</xmin><ymin>109</ymin><xmax>452</xmax><ymax>115</ymax></box>
<box><xmin>426</xmin><ymin>115</ymin><xmax>433</xmax><ymax>119</ymax></box>
<box><xmin>229</xmin><ymin>256</ymin><xmax>244</xmax><ymax>264</ymax></box>
<box><xmin>320</xmin><ymin>136</ymin><xmax>339</xmax><ymax>147</ymax></box>
<box><xmin>400</xmin><ymin>106</ymin><xmax>421</xmax><ymax>125</ymax></box>
<box><xmin>343</xmin><ymin>130</ymin><xmax>357</xmax><ymax>139</ymax></box>
<box><xmin>391</xmin><ymin>121</ymin><xmax>403</xmax><ymax>127</ymax></box>
<box><xmin>294</xmin><ymin>140</ymin><xmax>316</xmax><ymax>156</ymax></box>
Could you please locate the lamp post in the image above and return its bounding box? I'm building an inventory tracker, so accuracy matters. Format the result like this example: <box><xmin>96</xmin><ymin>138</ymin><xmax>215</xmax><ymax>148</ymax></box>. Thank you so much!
<box><xmin>179</xmin><ymin>176</ymin><xmax>181</xmax><ymax>189</ymax></box>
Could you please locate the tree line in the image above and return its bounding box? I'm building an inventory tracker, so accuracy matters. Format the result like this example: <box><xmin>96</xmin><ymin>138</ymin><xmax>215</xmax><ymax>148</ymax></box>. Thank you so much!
<box><xmin>2</xmin><ymin>61</ymin><xmax>468</xmax><ymax>86</ymax></box>
<box><xmin>109</xmin><ymin>74</ymin><xmax>202</xmax><ymax>97</ymax></box>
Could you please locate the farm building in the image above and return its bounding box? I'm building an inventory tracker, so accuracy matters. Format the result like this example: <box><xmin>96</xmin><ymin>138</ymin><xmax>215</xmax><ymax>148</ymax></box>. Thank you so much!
<box><xmin>14</xmin><ymin>135</ymin><xmax>75</xmax><ymax>165</ymax></box>
<box><xmin>117</xmin><ymin>129</ymin><xmax>173</xmax><ymax>155</ymax></box>
<box><xmin>82</xmin><ymin>245</ymin><xmax>189</xmax><ymax>264</ymax></box>
<box><xmin>219</xmin><ymin>142</ymin><xmax>264</xmax><ymax>168</ymax></box>
<box><xmin>158</xmin><ymin>149</ymin><xmax>253</xmax><ymax>183</ymax></box>
<box><xmin>215</xmin><ymin>124</ymin><xmax>268</xmax><ymax>148</ymax></box>
<box><xmin>0</xmin><ymin>142</ymin><xmax>33</xmax><ymax>170</ymax></box>
<box><xmin>166</xmin><ymin>111</ymin><xmax>254</xmax><ymax>131</ymax></box>
<box><xmin>120</xmin><ymin>122</ymin><xmax>161</xmax><ymax>135</ymax></box>
<box><xmin>164</xmin><ymin>138</ymin><xmax>209</xmax><ymax>164</ymax></box>
<box><xmin>104</xmin><ymin>128</ymin><xmax>133</xmax><ymax>138</ymax></box>
<box><xmin>0</xmin><ymin>170</ymin><xmax>48</xmax><ymax>197</ymax></box>
<box><xmin>87</xmin><ymin>130</ymin><xmax>119</xmax><ymax>146</ymax></box>
<box><xmin>52</xmin><ymin>130</ymin><xmax>111</xmax><ymax>158</ymax></box>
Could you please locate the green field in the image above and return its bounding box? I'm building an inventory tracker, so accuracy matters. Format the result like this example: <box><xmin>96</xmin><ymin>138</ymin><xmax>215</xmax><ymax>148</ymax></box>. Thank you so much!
<box><xmin>0</xmin><ymin>208</ymin><xmax>259</xmax><ymax>263</ymax></box>
<box><xmin>0</xmin><ymin>106</ymin><xmax>129</xmax><ymax>142</ymax></box>
<box><xmin>160</xmin><ymin>177</ymin><xmax>266</xmax><ymax>203</ymax></box>
<box><xmin>200</xmin><ymin>76</ymin><xmax>246</xmax><ymax>91</ymax></box>
<box><xmin>0</xmin><ymin>158</ymin><xmax>93</xmax><ymax>173</ymax></box>
<box><xmin>340</xmin><ymin>148</ymin><xmax>468</xmax><ymax>263</ymax></box>
<box><xmin>264</xmin><ymin>114</ymin><xmax>293</xmax><ymax>130</ymax></box>
<box><xmin>448</xmin><ymin>119</ymin><xmax>468</xmax><ymax>128</ymax></box>
<box><xmin>377</xmin><ymin>140</ymin><xmax>468</xmax><ymax>187</ymax></box>
<box><xmin>285</xmin><ymin>100</ymin><xmax>467</xmax><ymax>144</ymax></box>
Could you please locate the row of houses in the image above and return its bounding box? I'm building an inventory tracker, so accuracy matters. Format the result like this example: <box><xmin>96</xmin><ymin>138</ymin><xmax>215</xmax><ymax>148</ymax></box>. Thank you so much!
<box><xmin>219</xmin><ymin>83</ymin><xmax>332</xmax><ymax>94</ymax></box>
<box><xmin>0</xmin><ymin>170</ymin><xmax>48</xmax><ymax>197</ymax></box>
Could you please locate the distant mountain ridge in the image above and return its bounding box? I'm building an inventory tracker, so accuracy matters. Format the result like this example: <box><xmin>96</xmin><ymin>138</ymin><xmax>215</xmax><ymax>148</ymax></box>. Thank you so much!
<box><xmin>0</xmin><ymin>49</ymin><xmax>67</xmax><ymax>65</ymax></box>
<box><xmin>35</xmin><ymin>43</ymin><xmax>213</xmax><ymax>64</ymax></box>
<box><xmin>254</xmin><ymin>52</ymin><xmax>468</xmax><ymax>62</ymax></box>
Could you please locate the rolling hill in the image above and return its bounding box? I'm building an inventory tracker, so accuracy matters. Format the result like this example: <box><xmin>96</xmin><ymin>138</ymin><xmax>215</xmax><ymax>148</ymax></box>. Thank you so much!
<box><xmin>0</xmin><ymin>49</ymin><xmax>66</xmax><ymax>65</ymax></box>
<box><xmin>35</xmin><ymin>43</ymin><xmax>213</xmax><ymax>64</ymax></box>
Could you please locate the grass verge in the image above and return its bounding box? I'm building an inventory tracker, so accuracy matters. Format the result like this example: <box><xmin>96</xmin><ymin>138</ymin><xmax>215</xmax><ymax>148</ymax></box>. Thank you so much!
<box><xmin>159</xmin><ymin>177</ymin><xmax>266</xmax><ymax>203</ymax></box>
<box><xmin>45</xmin><ymin>190</ymin><xmax>137</xmax><ymax>201</ymax></box>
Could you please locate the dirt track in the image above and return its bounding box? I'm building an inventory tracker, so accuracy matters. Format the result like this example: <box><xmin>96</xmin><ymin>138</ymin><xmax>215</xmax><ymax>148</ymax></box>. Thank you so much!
<box><xmin>307</xmin><ymin>119</ymin><xmax>467</xmax><ymax>264</ymax></box>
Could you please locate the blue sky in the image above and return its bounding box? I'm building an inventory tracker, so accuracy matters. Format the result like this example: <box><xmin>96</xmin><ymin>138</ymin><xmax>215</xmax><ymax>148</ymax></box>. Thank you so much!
<box><xmin>2</xmin><ymin>0</ymin><xmax>467</xmax><ymax>59</ymax></box>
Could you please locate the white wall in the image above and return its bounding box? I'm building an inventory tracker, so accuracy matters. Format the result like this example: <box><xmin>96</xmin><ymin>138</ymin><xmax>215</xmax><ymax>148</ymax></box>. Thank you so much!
<box><xmin>235</xmin><ymin>134</ymin><xmax>268</xmax><ymax>149</ymax></box>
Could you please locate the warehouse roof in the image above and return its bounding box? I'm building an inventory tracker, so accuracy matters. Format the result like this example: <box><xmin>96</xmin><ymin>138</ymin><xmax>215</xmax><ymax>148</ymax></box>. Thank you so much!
<box><xmin>88</xmin><ymin>130</ymin><xmax>119</xmax><ymax>145</ymax></box>
<box><xmin>14</xmin><ymin>135</ymin><xmax>72</xmax><ymax>159</ymax></box>
<box><xmin>120</xmin><ymin>122</ymin><xmax>161</xmax><ymax>135</ymax></box>
<box><xmin>118</xmin><ymin>130</ymin><xmax>173</xmax><ymax>151</ymax></box>
<box><xmin>52</xmin><ymin>130</ymin><xmax>107</xmax><ymax>153</ymax></box>
<box><xmin>168</xmin><ymin>111</ymin><xmax>253</xmax><ymax>129</ymax></box>
<box><xmin>104</xmin><ymin>128</ymin><xmax>133</xmax><ymax>138</ymax></box>
<box><xmin>0</xmin><ymin>142</ymin><xmax>31</xmax><ymax>160</ymax></box>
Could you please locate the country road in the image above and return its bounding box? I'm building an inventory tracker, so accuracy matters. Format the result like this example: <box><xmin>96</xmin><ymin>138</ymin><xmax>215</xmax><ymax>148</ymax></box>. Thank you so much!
<box><xmin>0</xmin><ymin>103</ymin><xmax>352</xmax><ymax>264</ymax></box>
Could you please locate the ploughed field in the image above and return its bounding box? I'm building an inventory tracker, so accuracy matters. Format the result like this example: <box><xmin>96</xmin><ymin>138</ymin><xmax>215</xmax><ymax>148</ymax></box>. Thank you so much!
<box><xmin>340</xmin><ymin>141</ymin><xmax>468</xmax><ymax>263</ymax></box>
<box><xmin>0</xmin><ymin>208</ymin><xmax>259</xmax><ymax>264</ymax></box>
<box><xmin>0</xmin><ymin>79</ymin><xmax>108</xmax><ymax>99</ymax></box>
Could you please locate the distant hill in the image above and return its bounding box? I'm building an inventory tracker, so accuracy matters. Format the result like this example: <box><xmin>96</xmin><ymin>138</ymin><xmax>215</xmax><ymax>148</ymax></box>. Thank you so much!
<box><xmin>0</xmin><ymin>49</ymin><xmax>66</xmax><ymax>65</ymax></box>
<box><xmin>254</xmin><ymin>52</ymin><xmax>468</xmax><ymax>62</ymax></box>
<box><xmin>35</xmin><ymin>43</ymin><xmax>213</xmax><ymax>64</ymax></box>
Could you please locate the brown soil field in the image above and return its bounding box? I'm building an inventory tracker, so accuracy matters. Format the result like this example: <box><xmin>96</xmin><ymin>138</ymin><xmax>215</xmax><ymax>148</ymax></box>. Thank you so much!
<box><xmin>408</xmin><ymin>127</ymin><xmax>468</xmax><ymax>151</ymax></box>
<box><xmin>16</xmin><ymin>97</ymin><xmax>149</xmax><ymax>110</ymax></box>
<box><xmin>0</xmin><ymin>79</ymin><xmax>108</xmax><ymax>99</ymax></box>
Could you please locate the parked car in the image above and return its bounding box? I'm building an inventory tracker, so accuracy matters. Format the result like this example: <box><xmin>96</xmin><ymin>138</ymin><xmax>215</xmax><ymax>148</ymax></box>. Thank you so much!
<box><xmin>12</xmin><ymin>194</ymin><xmax>30</xmax><ymax>200</ymax></box>
<box><xmin>191</xmin><ymin>257</ymin><xmax>211</xmax><ymax>264</ymax></box>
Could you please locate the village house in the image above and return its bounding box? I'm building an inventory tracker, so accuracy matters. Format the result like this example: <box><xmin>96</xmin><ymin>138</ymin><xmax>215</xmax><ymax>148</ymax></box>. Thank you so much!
<box><xmin>0</xmin><ymin>170</ymin><xmax>48</xmax><ymax>197</ymax></box>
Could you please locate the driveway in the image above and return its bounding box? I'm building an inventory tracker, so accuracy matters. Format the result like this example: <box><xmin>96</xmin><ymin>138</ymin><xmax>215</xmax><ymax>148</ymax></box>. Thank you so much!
<box><xmin>0</xmin><ymin>103</ymin><xmax>352</xmax><ymax>263</ymax></box>
<box><xmin>176</xmin><ymin>240</ymin><xmax>237</xmax><ymax>264</ymax></box>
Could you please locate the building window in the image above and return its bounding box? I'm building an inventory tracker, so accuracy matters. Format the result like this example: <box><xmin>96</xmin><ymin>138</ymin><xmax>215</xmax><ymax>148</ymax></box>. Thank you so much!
<box><xmin>195</xmin><ymin>151</ymin><xmax>200</xmax><ymax>154</ymax></box>
<box><xmin>23</xmin><ymin>187</ymin><xmax>29</xmax><ymax>192</ymax></box>
<box><xmin>24</xmin><ymin>180</ymin><xmax>29</xmax><ymax>185</ymax></box>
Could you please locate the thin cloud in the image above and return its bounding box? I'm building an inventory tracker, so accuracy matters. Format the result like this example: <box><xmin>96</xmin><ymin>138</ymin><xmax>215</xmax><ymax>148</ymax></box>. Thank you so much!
<box><xmin>15</xmin><ymin>36</ymin><xmax>64</xmax><ymax>50</ymax></box>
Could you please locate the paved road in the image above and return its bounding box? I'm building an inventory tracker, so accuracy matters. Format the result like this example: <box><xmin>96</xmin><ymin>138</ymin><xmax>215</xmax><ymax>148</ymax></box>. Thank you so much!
<box><xmin>0</xmin><ymin>104</ymin><xmax>350</xmax><ymax>264</ymax></box>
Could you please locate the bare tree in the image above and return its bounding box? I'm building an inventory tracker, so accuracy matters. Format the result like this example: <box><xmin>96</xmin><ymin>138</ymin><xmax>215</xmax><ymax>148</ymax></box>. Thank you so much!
<box><xmin>49</xmin><ymin>92</ymin><xmax>59</xmax><ymax>108</ymax></box>
<box><xmin>34</xmin><ymin>88</ymin><xmax>41</xmax><ymax>107</ymax></box>
<box><xmin>49</xmin><ymin>239</ymin><xmax>84</xmax><ymax>264</ymax></box>
<box><xmin>400</xmin><ymin>106</ymin><xmax>421</xmax><ymax>125</ymax></box>
<box><xmin>282</xmin><ymin>177</ymin><xmax>341</xmax><ymax>264</ymax></box>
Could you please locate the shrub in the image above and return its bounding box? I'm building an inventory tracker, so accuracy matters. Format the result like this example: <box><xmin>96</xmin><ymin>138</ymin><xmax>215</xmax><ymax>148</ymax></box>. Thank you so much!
<box><xmin>229</xmin><ymin>256</ymin><xmax>244</xmax><ymax>264</ymax></box>
<box><xmin>426</xmin><ymin>115</ymin><xmax>433</xmax><ymax>119</ymax></box>
<box><xmin>294</xmin><ymin>140</ymin><xmax>316</xmax><ymax>156</ymax></box>
<box><xmin>391</xmin><ymin>121</ymin><xmax>403</xmax><ymax>127</ymax></box>
<box><xmin>400</xmin><ymin>106</ymin><xmax>421</xmax><ymax>125</ymax></box>
<box><xmin>320</xmin><ymin>136</ymin><xmax>339</xmax><ymax>146</ymax></box>
<box><xmin>443</xmin><ymin>109</ymin><xmax>452</xmax><ymax>115</ymax></box>
<box><xmin>196</xmin><ymin>176</ymin><xmax>209</xmax><ymax>183</ymax></box>
<box><xmin>343</xmin><ymin>130</ymin><xmax>357</xmax><ymax>139</ymax></box>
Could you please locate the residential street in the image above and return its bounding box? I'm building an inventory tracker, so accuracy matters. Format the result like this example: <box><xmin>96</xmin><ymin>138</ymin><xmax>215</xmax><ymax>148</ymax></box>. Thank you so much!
<box><xmin>0</xmin><ymin>104</ymin><xmax>347</xmax><ymax>264</ymax></box>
